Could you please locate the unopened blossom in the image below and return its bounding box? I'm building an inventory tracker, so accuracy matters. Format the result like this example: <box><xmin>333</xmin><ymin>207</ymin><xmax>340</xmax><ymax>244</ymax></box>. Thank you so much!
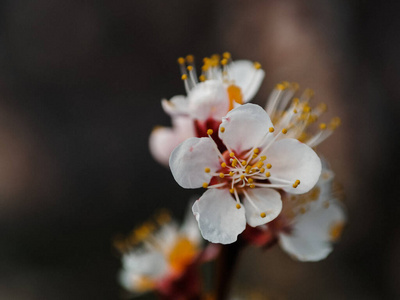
<box><xmin>170</xmin><ymin>103</ymin><xmax>322</xmax><ymax>244</ymax></box>
<box><xmin>150</xmin><ymin>53</ymin><xmax>265</xmax><ymax>166</ymax></box>
<box><xmin>116</xmin><ymin>209</ymin><xmax>204</xmax><ymax>297</ymax></box>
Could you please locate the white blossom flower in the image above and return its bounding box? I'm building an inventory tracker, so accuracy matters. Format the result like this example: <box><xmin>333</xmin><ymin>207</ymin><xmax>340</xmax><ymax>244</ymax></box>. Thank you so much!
<box><xmin>277</xmin><ymin>166</ymin><xmax>346</xmax><ymax>261</ymax></box>
<box><xmin>169</xmin><ymin>103</ymin><xmax>322</xmax><ymax>244</ymax></box>
<box><xmin>116</xmin><ymin>209</ymin><xmax>202</xmax><ymax>295</ymax></box>
<box><xmin>150</xmin><ymin>53</ymin><xmax>265</xmax><ymax>166</ymax></box>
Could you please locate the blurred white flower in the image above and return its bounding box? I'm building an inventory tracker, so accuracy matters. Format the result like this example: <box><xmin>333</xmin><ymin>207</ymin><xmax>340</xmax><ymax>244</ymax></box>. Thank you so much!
<box><xmin>116</xmin><ymin>208</ymin><xmax>203</xmax><ymax>295</ymax></box>
<box><xmin>150</xmin><ymin>53</ymin><xmax>265</xmax><ymax>166</ymax></box>
<box><xmin>169</xmin><ymin>103</ymin><xmax>321</xmax><ymax>244</ymax></box>
<box><xmin>278</xmin><ymin>166</ymin><xmax>346</xmax><ymax>261</ymax></box>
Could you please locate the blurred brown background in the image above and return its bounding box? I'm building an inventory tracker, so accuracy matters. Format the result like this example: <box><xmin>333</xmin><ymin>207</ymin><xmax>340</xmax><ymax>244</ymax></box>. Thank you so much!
<box><xmin>0</xmin><ymin>0</ymin><xmax>398</xmax><ymax>299</ymax></box>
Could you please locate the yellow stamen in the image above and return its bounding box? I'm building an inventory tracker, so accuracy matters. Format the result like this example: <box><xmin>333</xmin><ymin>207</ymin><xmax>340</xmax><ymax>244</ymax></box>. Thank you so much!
<box><xmin>254</xmin><ymin>62</ymin><xmax>262</xmax><ymax>69</ymax></box>
<box><xmin>236</xmin><ymin>203</ymin><xmax>241</xmax><ymax>209</ymax></box>
<box><xmin>187</xmin><ymin>65</ymin><xmax>193</xmax><ymax>71</ymax></box>
<box><xmin>223</xmin><ymin>52</ymin><xmax>231</xmax><ymax>59</ymax></box>
<box><xmin>219</xmin><ymin>173</ymin><xmax>225</xmax><ymax>178</ymax></box>
<box><xmin>202</xmin><ymin>182</ymin><xmax>208</xmax><ymax>188</ymax></box>
<box><xmin>204</xmin><ymin>167</ymin><xmax>210</xmax><ymax>173</ymax></box>
<box><xmin>276</xmin><ymin>83</ymin><xmax>286</xmax><ymax>90</ymax></box>
<box><xmin>253</xmin><ymin>148</ymin><xmax>260</xmax><ymax>154</ymax></box>
<box><xmin>207</xmin><ymin>129</ymin><xmax>213</xmax><ymax>135</ymax></box>
<box><xmin>260</xmin><ymin>212</ymin><xmax>266</xmax><ymax>218</ymax></box>
<box><xmin>249</xmin><ymin>184</ymin><xmax>255</xmax><ymax>188</ymax></box>
<box><xmin>229</xmin><ymin>188</ymin><xmax>234</xmax><ymax>194</ymax></box>
<box><xmin>177</xmin><ymin>57</ymin><xmax>185</xmax><ymax>64</ymax></box>
<box><xmin>185</xmin><ymin>55</ymin><xmax>194</xmax><ymax>63</ymax></box>
<box><xmin>282</xmin><ymin>128</ymin><xmax>288</xmax><ymax>134</ymax></box>
<box><xmin>229</xmin><ymin>171</ymin><xmax>234</xmax><ymax>176</ymax></box>
<box><xmin>199</xmin><ymin>75</ymin><xmax>206</xmax><ymax>82</ymax></box>
<box><xmin>260</xmin><ymin>167</ymin><xmax>265</xmax><ymax>173</ymax></box>
<box><xmin>247</xmin><ymin>178</ymin><xmax>253</xmax><ymax>183</ymax></box>
<box><xmin>319</xmin><ymin>123</ymin><xmax>327</xmax><ymax>130</ymax></box>
<box><xmin>220</xmin><ymin>127</ymin><xmax>225</xmax><ymax>133</ymax></box>
<box><xmin>221</xmin><ymin>162</ymin><xmax>227</xmax><ymax>168</ymax></box>
<box><xmin>269</xmin><ymin>127</ymin><xmax>275</xmax><ymax>133</ymax></box>
<box><xmin>181</xmin><ymin>74</ymin><xmax>188</xmax><ymax>80</ymax></box>
<box><xmin>230</xmin><ymin>152</ymin><xmax>235</xmax><ymax>157</ymax></box>
<box><xmin>266</xmin><ymin>164</ymin><xmax>272</xmax><ymax>169</ymax></box>
<box><xmin>260</xmin><ymin>156</ymin><xmax>267</xmax><ymax>161</ymax></box>
<box><xmin>265</xmin><ymin>172</ymin><xmax>271</xmax><ymax>177</ymax></box>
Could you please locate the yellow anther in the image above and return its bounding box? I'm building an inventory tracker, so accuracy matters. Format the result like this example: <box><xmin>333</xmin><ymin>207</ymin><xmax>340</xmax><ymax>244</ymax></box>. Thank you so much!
<box><xmin>303</xmin><ymin>106</ymin><xmax>311</xmax><ymax>113</ymax></box>
<box><xmin>241</xmin><ymin>160</ymin><xmax>247</xmax><ymax>165</ymax></box>
<box><xmin>231</xmin><ymin>159</ymin><xmax>238</xmax><ymax>167</ymax></box>
<box><xmin>223</xmin><ymin>52</ymin><xmax>231</xmax><ymax>59</ymax></box>
<box><xmin>253</xmin><ymin>148</ymin><xmax>260</xmax><ymax>154</ymax></box>
<box><xmin>318</xmin><ymin>103</ymin><xmax>328</xmax><ymax>112</ymax></box>
<box><xmin>186</xmin><ymin>55</ymin><xmax>194</xmax><ymax>63</ymax></box>
<box><xmin>220</xmin><ymin>127</ymin><xmax>225</xmax><ymax>133</ymax></box>
<box><xmin>292</xmin><ymin>183</ymin><xmax>299</xmax><ymax>188</ymax></box>
<box><xmin>252</xmin><ymin>154</ymin><xmax>258</xmax><ymax>159</ymax></box>
<box><xmin>221</xmin><ymin>58</ymin><xmax>228</xmax><ymax>65</ymax></box>
<box><xmin>266</xmin><ymin>164</ymin><xmax>272</xmax><ymax>169</ymax></box>
<box><xmin>187</xmin><ymin>65</ymin><xmax>193</xmax><ymax>71</ymax></box>
<box><xmin>201</xmin><ymin>65</ymin><xmax>209</xmax><ymax>72</ymax></box>
<box><xmin>282</xmin><ymin>81</ymin><xmax>290</xmax><ymax>88</ymax></box>
<box><xmin>319</xmin><ymin>123</ymin><xmax>327</xmax><ymax>130</ymax></box>
<box><xmin>269</xmin><ymin>127</ymin><xmax>275</xmax><ymax>133</ymax></box>
<box><xmin>202</xmin><ymin>182</ymin><xmax>208</xmax><ymax>188</ymax></box>
<box><xmin>204</xmin><ymin>167</ymin><xmax>210</xmax><ymax>173</ymax></box>
<box><xmin>295</xmin><ymin>179</ymin><xmax>300</xmax><ymax>185</ymax></box>
<box><xmin>260</xmin><ymin>167</ymin><xmax>265</xmax><ymax>173</ymax></box>
<box><xmin>291</xmin><ymin>82</ymin><xmax>300</xmax><ymax>90</ymax></box>
<box><xmin>181</xmin><ymin>74</ymin><xmax>188</xmax><ymax>80</ymax></box>
<box><xmin>219</xmin><ymin>173</ymin><xmax>225</xmax><ymax>178</ymax></box>
<box><xmin>257</xmin><ymin>161</ymin><xmax>264</xmax><ymax>168</ymax></box>
<box><xmin>330</xmin><ymin>117</ymin><xmax>341</xmax><ymax>129</ymax></box>
<box><xmin>230</xmin><ymin>152</ymin><xmax>235</xmax><ymax>157</ymax></box>
<box><xmin>293</xmin><ymin>97</ymin><xmax>300</xmax><ymax>104</ymax></box>
<box><xmin>221</xmin><ymin>162</ymin><xmax>227</xmax><ymax>168</ymax></box>
<box><xmin>282</xmin><ymin>128</ymin><xmax>288</xmax><ymax>134</ymax></box>
<box><xmin>245</xmin><ymin>166</ymin><xmax>252</xmax><ymax>174</ymax></box>
<box><xmin>229</xmin><ymin>188</ymin><xmax>234</xmax><ymax>194</ymax></box>
<box><xmin>249</xmin><ymin>184</ymin><xmax>255</xmax><ymax>188</ymax></box>
<box><xmin>240</xmin><ymin>174</ymin><xmax>245</xmax><ymax>180</ymax></box>
<box><xmin>265</xmin><ymin>172</ymin><xmax>271</xmax><ymax>177</ymax></box>
<box><xmin>260</xmin><ymin>156</ymin><xmax>267</xmax><ymax>161</ymax></box>
<box><xmin>254</xmin><ymin>62</ymin><xmax>262</xmax><ymax>69</ymax></box>
<box><xmin>229</xmin><ymin>171</ymin><xmax>234</xmax><ymax>176</ymax></box>
<box><xmin>276</xmin><ymin>83</ymin><xmax>286</xmax><ymax>90</ymax></box>
<box><xmin>177</xmin><ymin>57</ymin><xmax>185</xmax><ymax>64</ymax></box>
<box><xmin>236</xmin><ymin>203</ymin><xmax>241</xmax><ymax>209</ymax></box>
<box><xmin>199</xmin><ymin>75</ymin><xmax>206</xmax><ymax>82</ymax></box>
<box><xmin>247</xmin><ymin>178</ymin><xmax>254</xmax><ymax>183</ymax></box>
<box><xmin>260</xmin><ymin>212</ymin><xmax>266</xmax><ymax>218</ymax></box>
<box><xmin>293</xmin><ymin>109</ymin><xmax>298</xmax><ymax>114</ymax></box>
<box><xmin>207</xmin><ymin>129</ymin><xmax>213</xmax><ymax>135</ymax></box>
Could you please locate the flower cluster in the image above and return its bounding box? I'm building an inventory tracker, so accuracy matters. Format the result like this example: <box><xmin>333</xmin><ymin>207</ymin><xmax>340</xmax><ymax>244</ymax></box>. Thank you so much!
<box><xmin>117</xmin><ymin>52</ymin><xmax>347</xmax><ymax>298</ymax></box>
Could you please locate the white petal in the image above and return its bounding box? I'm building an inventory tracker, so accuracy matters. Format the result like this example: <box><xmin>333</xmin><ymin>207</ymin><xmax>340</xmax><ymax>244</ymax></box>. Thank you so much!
<box><xmin>279</xmin><ymin>200</ymin><xmax>346</xmax><ymax>261</ymax></box>
<box><xmin>192</xmin><ymin>189</ymin><xmax>246</xmax><ymax>244</ymax></box>
<box><xmin>122</xmin><ymin>251</ymin><xmax>167</xmax><ymax>278</ymax></box>
<box><xmin>169</xmin><ymin>137</ymin><xmax>220</xmax><ymax>188</ymax></box>
<box><xmin>161</xmin><ymin>95</ymin><xmax>189</xmax><ymax>116</ymax></box>
<box><xmin>219</xmin><ymin>103</ymin><xmax>273</xmax><ymax>153</ymax></box>
<box><xmin>149</xmin><ymin>117</ymin><xmax>195</xmax><ymax>166</ymax></box>
<box><xmin>243</xmin><ymin>188</ymin><xmax>282</xmax><ymax>227</ymax></box>
<box><xmin>227</xmin><ymin>60</ymin><xmax>265</xmax><ymax>102</ymax></box>
<box><xmin>266</xmin><ymin>138</ymin><xmax>322</xmax><ymax>194</ymax></box>
<box><xmin>188</xmin><ymin>80</ymin><xmax>229</xmax><ymax>121</ymax></box>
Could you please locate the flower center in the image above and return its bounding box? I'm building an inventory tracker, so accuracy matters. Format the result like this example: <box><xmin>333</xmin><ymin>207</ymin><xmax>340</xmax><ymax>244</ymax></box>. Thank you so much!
<box><xmin>168</xmin><ymin>237</ymin><xmax>197</xmax><ymax>273</ymax></box>
<box><xmin>227</xmin><ymin>84</ymin><xmax>243</xmax><ymax>111</ymax></box>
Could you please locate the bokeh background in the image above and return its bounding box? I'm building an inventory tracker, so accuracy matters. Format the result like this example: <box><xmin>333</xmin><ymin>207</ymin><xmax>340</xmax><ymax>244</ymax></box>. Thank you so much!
<box><xmin>0</xmin><ymin>0</ymin><xmax>398</xmax><ymax>299</ymax></box>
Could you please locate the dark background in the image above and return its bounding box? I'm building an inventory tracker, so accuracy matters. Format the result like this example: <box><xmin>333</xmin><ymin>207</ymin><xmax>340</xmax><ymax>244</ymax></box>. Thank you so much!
<box><xmin>0</xmin><ymin>0</ymin><xmax>398</xmax><ymax>299</ymax></box>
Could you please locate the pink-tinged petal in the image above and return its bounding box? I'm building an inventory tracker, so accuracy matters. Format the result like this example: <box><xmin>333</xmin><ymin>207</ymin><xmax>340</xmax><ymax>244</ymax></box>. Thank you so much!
<box><xmin>219</xmin><ymin>103</ymin><xmax>273</xmax><ymax>153</ymax></box>
<box><xmin>161</xmin><ymin>95</ymin><xmax>189</xmax><ymax>116</ymax></box>
<box><xmin>149</xmin><ymin>117</ymin><xmax>195</xmax><ymax>166</ymax></box>
<box><xmin>244</xmin><ymin>188</ymin><xmax>282</xmax><ymax>227</ymax></box>
<box><xmin>279</xmin><ymin>200</ymin><xmax>346</xmax><ymax>261</ymax></box>
<box><xmin>188</xmin><ymin>80</ymin><xmax>229</xmax><ymax>121</ymax></box>
<box><xmin>169</xmin><ymin>137</ymin><xmax>220</xmax><ymax>188</ymax></box>
<box><xmin>192</xmin><ymin>189</ymin><xmax>246</xmax><ymax>244</ymax></box>
<box><xmin>227</xmin><ymin>60</ymin><xmax>265</xmax><ymax>102</ymax></box>
<box><xmin>267</xmin><ymin>138</ymin><xmax>322</xmax><ymax>194</ymax></box>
